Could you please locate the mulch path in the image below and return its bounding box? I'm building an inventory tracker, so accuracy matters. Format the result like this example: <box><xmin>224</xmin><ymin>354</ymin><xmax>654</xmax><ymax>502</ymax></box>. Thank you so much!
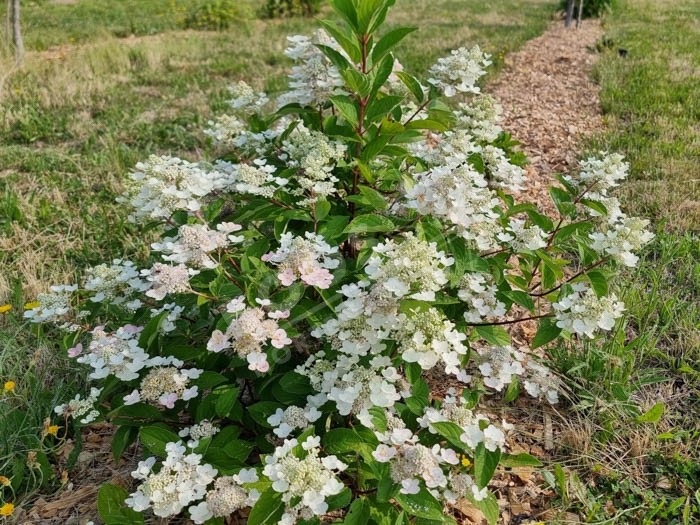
<box><xmin>15</xmin><ymin>19</ymin><xmax>605</xmax><ymax>525</ymax></box>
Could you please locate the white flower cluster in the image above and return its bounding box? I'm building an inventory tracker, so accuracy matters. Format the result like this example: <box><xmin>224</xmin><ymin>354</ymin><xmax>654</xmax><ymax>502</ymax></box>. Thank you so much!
<box><xmin>178</xmin><ymin>420</ymin><xmax>220</xmax><ymax>448</ymax></box>
<box><xmin>365</xmin><ymin>233</ymin><xmax>454</xmax><ymax>301</ymax></box>
<box><xmin>394</xmin><ymin>308</ymin><xmax>468</xmax><ymax>376</ymax></box>
<box><xmin>124</xmin><ymin>365</ymin><xmax>201</xmax><ymax>409</ymax></box>
<box><xmin>189</xmin><ymin>469</ymin><xmax>260</xmax><ymax>524</ymax></box>
<box><xmin>405</xmin><ymin>164</ymin><xmax>502</xmax><ymax>250</ymax></box>
<box><xmin>228</xmin><ymin>80</ymin><xmax>269</xmax><ymax>112</ymax></box>
<box><xmin>126</xmin><ymin>442</ymin><xmax>217</xmax><ymax>518</ymax></box>
<box><xmin>572</xmin><ymin>153</ymin><xmax>628</xmax><ymax>193</ymax></box>
<box><xmin>455</xmin><ymin>96</ymin><xmax>502</xmax><ymax>142</ymax></box>
<box><xmin>54</xmin><ymin>387</ymin><xmax>102</xmax><ymax>424</ymax></box>
<box><xmin>84</xmin><ymin>259</ymin><xmax>150</xmax><ymax>307</ymax></box>
<box><xmin>498</xmin><ymin>218</ymin><xmax>548</xmax><ymax>251</ymax></box>
<box><xmin>553</xmin><ymin>283</ymin><xmax>625</xmax><ymax>338</ymax></box>
<box><xmin>24</xmin><ymin>284</ymin><xmax>77</xmax><ymax>323</ymax></box>
<box><xmin>523</xmin><ymin>360</ymin><xmax>560</xmax><ymax>404</ymax></box>
<box><xmin>476</xmin><ymin>345</ymin><xmax>525</xmax><ymax>391</ymax></box>
<box><xmin>482</xmin><ymin>145</ymin><xmax>527</xmax><ymax>192</ymax></box>
<box><xmin>142</xmin><ymin>263</ymin><xmax>199</xmax><ymax>301</ymax></box>
<box><xmin>214</xmin><ymin>158</ymin><xmax>287</xmax><ymax>198</ymax></box>
<box><xmin>120</xmin><ymin>155</ymin><xmax>234</xmax><ymax>222</ymax></box>
<box><xmin>277</xmin><ymin>31</ymin><xmax>345</xmax><ymax>108</ymax></box>
<box><xmin>151</xmin><ymin>222</ymin><xmax>243</xmax><ymax>269</ymax></box>
<box><xmin>297</xmin><ymin>353</ymin><xmax>403</xmax><ymax>417</ymax></box>
<box><xmin>149</xmin><ymin>302</ymin><xmax>185</xmax><ymax>333</ymax></box>
<box><xmin>263</xmin><ymin>435</ymin><xmax>347</xmax><ymax>523</ymax></box>
<box><xmin>311</xmin><ymin>281</ymin><xmax>399</xmax><ymax>356</ymax></box>
<box><xmin>268</xmin><ymin>404</ymin><xmax>322</xmax><ymax>438</ymax></box>
<box><xmin>74</xmin><ymin>324</ymin><xmax>148</xmax><ymax>381</ymax></box>
<box><xmin>589</xmin><ymin>216</ymin><xmax>654</xmax><ymax>267</ymax></box>
<box><xmin>428</xmin><ymin>45</ymin><xmax>491</xmax><ymax>97</ymax></box>
<box><xmin>207</xmin><ymin>299</ymin><xmax>291</xmax><ymax>372</ymax></box>
<box><xmin>458</xmin><ymin>272</ymin><xmax>507</xmax><ymax>323</ymax></box>
<box><xmin>204</xmin><ymin>114</ymin><xmax>248</xmax><ymax>147</ymax></box>
<box><xmin>262</xmin><ymin>232</ymin><xmax>339</xmax><ymax>289</ymax></box>
<box><xmin>280</xmin><ymin>124</ymin><xmax>346</xmax><ymax>204</ymax></box>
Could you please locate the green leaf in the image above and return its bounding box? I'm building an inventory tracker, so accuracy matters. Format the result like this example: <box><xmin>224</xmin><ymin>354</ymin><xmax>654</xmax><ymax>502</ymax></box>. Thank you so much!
<box><xmin>330</xmin><ymin>95</ymin><xmax>359</xmax><ymax>128</ymax></box>
<box><xmin>140</xmin><ymin>425</ymin><xmax>180</xmax><ymax>457</ymax></box>
<box><xmin>500</xmin><ymin>290</ymin><xmax>535</xmax><ymax>312</ymax></box>
<box><xmin>586</xmin><ymin>270</ymin><xmax>609</xmax><ymax>298</ymax></box>
<box><xmin>344</xmin><ymin>497</ymin><xmax>371</xmax><ymax>525</ymax></box>
<box><xmin>431</xmin><ymin>422</ymin><xmax>468</xmax><ymax>452</ymax></box>
<box><xmin>395</xmin><ymin>487</ymin><xmax>445</xmax><ymax>521</ymax></box>
<box><xmin>532</xmin><ymin>318</ymin><xmax>561</xmax><ymax>349</ymax></box>
<box><xmin>500</xmin><ymin>453</ymin><xmax>543</xmax><ymax>468</ymax></box>
<box><xmin>475</xmin><ymin>325</ymin><xmax>511</xmax><ymax>346</ymax></box>
<box><xmin>358</xmin><ymin>185</ymin><xmax>389</xmax><ymax>210</ymax></box>
<box><xmin>248</xmin><ymin>488</ymin><xmax>285</xmax><ymax>525</ymax></box>
<box><xmin>111</xmin><ymin>425</ymin><xmax>138</xmax><ymax>463</ymax></box>
<box><xmin>222</xmin><ymin>439</ymin><xmax>254</xmax><ymax>464</ymax></box>
<box><xmin>98</xmin><ymin>484</ymin><xmax>144</xmax><ymax>525</ymax></box>
<box><xmin>370</xmin><ymin>27</ymin><xmax>416</xmax><ymax>65</ymax></box>
<box><xmin>503</xmin><ymin>376</ymin><xmax>520</xmax><ymax>403</ymax></box>
<box><xmin>248</xmin><ymin>401</ymin><xmax>284</xmax><ymax>428</ymax></box>
<box><xmin>214</xmin><ymin>385</ymin><xmax>240</xmax><ymax>418</ymax></box>
<box><xmin>472</xmin><ymin>492</ymin><xmax>499</xmax><ymax>525</ymax></box>
<box><xmin>343</xmin><ymin>214</ymin><xmax>395</xmax><ymax>234</ymax></box>
<box><xmin>405</xmin><ymin>119</ymin><xmax>448</xmax><ymax>132</ymax></box>
<box><xmin>326</xmin><ymin>487</ymin><xmax>352</xmax><ymax>510</ymax></box>
<box><xmin>473</xmin><ymin>442</ymin><xmax>501</xmax><ymax>488</ymax></box>
<box><xmin>330</xmin><ymin>0</ymin><xmax>359</xmax><ymax>33</ymax></box>
<box><xmin>323</xmin><ymin>428</ymin><xmax>375</xmax><ymax>460</ymax></box>
<box><xmin>549</xmin><ymin>186</ymin><xmax>575</xmax><ymax>216</ymax></box>
<box><xmin>636</xmin><ymin>402</ymin><xmax>664</xmax><ymax>423</ymax></box>
<box><xmin>319</xmin><ymin>20</ymin><xmax>361</xmax><ymax>62</ymax></box>
<box><xmin>395</xmin><ymin>71</ymin><xmax>425</xmax><ymax>103</ymax></box>
<box><xmin>404</xmin><ymin>378</ymin><xmax>429</xmax><ymax>415</ymax></box>
<box><xmin>365</xmin><ymin>95</ymin><xmax>404</xmax><ymax>124</ymax></box>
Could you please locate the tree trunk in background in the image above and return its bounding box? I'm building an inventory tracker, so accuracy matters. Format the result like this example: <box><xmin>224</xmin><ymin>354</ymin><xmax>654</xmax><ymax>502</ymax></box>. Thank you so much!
<box><xmin>12</xmin><ymin>0</ymin><xmax>22</xmax><ymax>66</ymax></box>
<box><xmin>576</xmin><ymin>0</ymin><xmax>585</xmax><ymax>28</ymax></box>
<box><xmin>565</xmin><ymin>0</ymin><xmax>575</xmax><ymax>27</ymax></box>
<box><xmin>5</xmin><ymin>0</ymin><xmax>10</xmax><ymax>47</ymax></box>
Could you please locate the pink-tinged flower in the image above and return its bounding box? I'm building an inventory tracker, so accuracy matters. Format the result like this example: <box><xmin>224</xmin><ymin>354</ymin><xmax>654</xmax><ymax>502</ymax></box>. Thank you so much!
<box><xmin>271</xmin><ymin>329</ymin><xmax>292</xmax><ymax>349</ymax></box>
<box><xmin>207</xmin><ymin>330</ymin><xmax>230</xmax><ymax>353</ymax></box>
<box><xmin>159</xmin><ymin>392</ymin><xmax>179</xmax><ymax>409</ymax></box>
<box><xmin>300</xmin><ymin>266</ymin><xmax>333</xmax><ymax>288</ymax></box>
<box><xmin>226</xmin><ymin>296</ymin><xmax>246</xmax><ymax>313</ymax></box>
<box><xmin>268</xmin><ymin>309</ymin><xmax>290</xmax><ymax>320</ymax></box>
<box><xmin>123</xmin><ymin>389</ymin><xmax>141</xmax><ymax>405</ymax></box>
<box><xmin>247</xmin><ymin>352</ymin><xmax>270</xmax><ymax>373</ymax></box>
<box><xmin>278</xmin><ymin>268</ymin><xmax>296</xmax><ymax>286</ymax></box>
<box><xmin>67</xmin><ymin>343</ymin><xmax>83</xmax><ymax>358</ymax></box>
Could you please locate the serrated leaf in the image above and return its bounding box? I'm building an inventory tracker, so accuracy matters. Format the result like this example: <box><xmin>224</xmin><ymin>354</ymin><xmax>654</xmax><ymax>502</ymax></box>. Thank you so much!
<box><xmin>395</xmin><ymin>488</ymin><xmax>445</xmax><ymax>521</ymax></box>
<box><xmin>248</xmin><ymin>488</ymin><xmax>285</xmax><ymax>525</ymax></box>
<box><xmin>500</xmin><ymin>453</ymin><xmax>543</xmax><ymax>468</ymax></box>
<box><xmin>431</xmin><ymin>422</ymin><xmax>468</xmax><ymax>452</ymax></box>
<box><xmin>319</xmin><ymin>20</ymin><xmax>361</xmax><ymax>62</ymax></box>
<box><xmin>500</xmin><ymin>290</ymin><xmax>535</xmax><ymax>312</ymax></box>
<box><xmin>365</xmin><ymin>95</ymin><xmax>404</xmax><ymax>124</ymax></box>
<box><xmin>532</xmin><ymin>318</ymin><xmax>561</xmax><ymax>348</ymax></box>
<box><xmin>330</xmin><ymin>95</ymin><xmax>359</xmax><ymax>128</ymax></box>
<box><xmin>404</xmin><ymin>378</ymin><xmax>429</xmax><ymax>415</ymax></box>
<box><xmin>395</xmin><ymin>71</ymin><xmax>425</xmax><ymax>103</ymax></box>
<box><xmin>98</xmin><ymin>484</ymin><xmax>144</xmax><ymax>525</ymax></box>
<box><xmin>140</xmin><ymin>425</ymin><xmax>180</xmax><ymax>457</ymax></box>
<box><xmin>586</xmin><ymin>270</ymin><xmax>609</xmax><ymax>298</ymax></box>
<box><xmin>475</xmin><ymin>325</ymin><xmax>511</xmax><ymax>346</ymax></box>
<box><xmin>343</xmin><ymin>214</ymin><xmax>394</xmax><ymax>234</ymax></box>
<box><xmin>474</xmin><ymin>442</ymin><xmax>501</xmax><ymax>489</ymax></box>
<box><xmin>473</xmin><ymin>492</ymin><xmax>499</xmax><ymax>525</ymax></box>
<box><xmin>370</xmin><ymin>27</ymin><xmax>416</xmax><ymax>65</ymax></box>
<box><xmin>344</xmin><ymin>497</ymin><xmax>371</xmax><ymax>525</ymax></box>
<box><xmin>111</xmin><ymin>426</ymin><xmax>138</xmax><ymax>463</ymax></box>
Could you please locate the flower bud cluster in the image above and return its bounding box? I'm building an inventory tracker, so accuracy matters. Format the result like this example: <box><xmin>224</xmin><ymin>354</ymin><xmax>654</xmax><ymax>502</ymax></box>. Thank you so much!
<box><xmin>455</xmin><ymin>95</ymin><xmax>503</xmax><ymax>142</ymax></box>
<box><xmin>54</xmin><ymin>387</ymin><xmax>102</xmax><ymax>424</ymax></box>
<box><xmin>142</xmin><ymin>263</ymin><xmax>199</xmax><ymax>301</ymax></box>
<box><xmin>428</xmin><ymin>45</ymin><xmax>491</xmax><ymax>97</ymax></box>
<box><xmin>24</xmin><ymin>284</ymin><xmax>77</xmax><ymax>323</ymax></box>
<box><xmin>84</xmin><ymin>259</ymin><xmax>150</xmax><ymax>306</ymax></box>
<box><xmin>189</xmin><ymin>469</ymin><xmax>260</xmax><ymax>524</ymax></box>
<box><xmin>207</xmin><ymin>299</ymin><xmax>292</xmax><ymax>372</ymax></box>
<box><xmin>151</xmin><ymin>222</ymin><xmax>243</xmax><ymax>269</ymax></box>
<box><xmin>263</xmin><ymin>435</ymin><xmax>347</xmax><ymax>523</ymax></box>
<box><xmin>126</xmin><ymin>442</ymin><xmax>217</xmax><ymax>518</ymax></box>
<box><xmin>553</xmin><ymin>283</ymin><xmax>625</xmax><ymax>338</ymax></box>
<box><xmin>124</xmin><ymin>365</ymin><xmax>201</xmax><ymax>409</ymax></box>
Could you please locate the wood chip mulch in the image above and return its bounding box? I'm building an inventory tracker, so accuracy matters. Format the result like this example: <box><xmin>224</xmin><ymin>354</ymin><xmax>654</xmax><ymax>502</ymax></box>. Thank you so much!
<box><xmin>488</xmin><ymin>20</ymin><xmax>604</xmax><ymax>214</ymax></box>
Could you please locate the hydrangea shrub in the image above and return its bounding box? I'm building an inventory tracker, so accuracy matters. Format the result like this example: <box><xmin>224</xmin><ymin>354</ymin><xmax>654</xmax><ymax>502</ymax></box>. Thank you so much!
<box><xmin>33</xmin><ymin>1</ymin><xmax>653</xmax><ymax>523</ymax></box>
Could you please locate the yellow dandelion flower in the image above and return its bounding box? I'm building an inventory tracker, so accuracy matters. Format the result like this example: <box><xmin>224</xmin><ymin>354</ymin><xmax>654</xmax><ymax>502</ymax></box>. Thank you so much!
<box><xmin>46</xmin><ymin>425</ymin><xmax>60</xmax><ymax>437</ymax></box>
<box><xmin>0</xmin><ymin>476</ymin><xmax>10</xmax><ymax>487</ymax></box>
<box><xmin>461</xmin><ymin>455</ymin><xmax>471</xmax><ymax>468</ymax></box>
<box><xmin>3</xmin><ymin>381</ymin><xmax>15</xmax><ymax>393</ymax></box>
<box><xmin>0</xmin><ymin>503</ymin><xmax>14</xmax><ymax>517</ymax></box>
<box><xmin>0</xmin><ymin>304</ymin><xmax>11</xmax><ymax>314</ymax></box>
<box><xmin>24</xmin><ymin>301</ymin><xmax>40</xmax><ymax>310</ymax></box>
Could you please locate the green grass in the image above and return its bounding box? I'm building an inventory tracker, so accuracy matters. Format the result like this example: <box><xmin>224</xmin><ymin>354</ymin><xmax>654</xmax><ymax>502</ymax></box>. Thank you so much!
<box><xmin>544</xmin><ymin>0</ymin><xmax>700</xmax><ymax>522</ymax></box>
<box><xmin>0</xmin><ymin>0</ymin><xmax>559</xmax><ymax>513</ymax></box>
